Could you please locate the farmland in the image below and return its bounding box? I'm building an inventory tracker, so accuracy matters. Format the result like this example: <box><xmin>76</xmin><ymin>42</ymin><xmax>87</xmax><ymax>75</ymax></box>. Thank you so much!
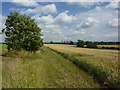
<box><xmin>45</xmin><ymin>44</ymin><xmax>119</xmax><ymax>87</ymax></box>
<box><xmin>1</xmin><ymin>44</ymin><xmax>101</xmax><ymax>88</ymax></box>
<box><xmin>2</xmin><ymin>1</ymin><xmax>120</xmax><ymax>88</ymax></box>
<box><xmin>98</xmin><ymin>45</ymin><xmax>119</xmax><ymax>48</ymax></box>
<box><xmin>1</xmin><ymin>44</ymin><xmax>119</xmax><ymax>88</ymax></box>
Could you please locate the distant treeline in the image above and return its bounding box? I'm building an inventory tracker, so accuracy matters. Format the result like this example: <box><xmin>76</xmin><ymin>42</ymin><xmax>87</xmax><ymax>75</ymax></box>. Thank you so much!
<box><xmin>45</xmin><ymin>40</ymin><xmax>120</xmax><ymax>45</ymax></box>
<box><xmin>1</xmin><ymin>41</ymin><xmax>120</xmax><ymax>50</ymax></box>
<box><xmin>76</xmin><ymin>40</ymin><xmax>120</xmax><ymax>50</ymax></box>
<box><xmin>84</xmin><ymin>41</ymin><xmax>120</xmax><ymax>45</ymax></box>
<box><xmin>1</xmin><ymin>41</ymin><xmax>120</xmax><ymax>45</ymax></box>
<box><xmin>45</xmin><ymin>40</ymin><xmax>120</xmax><ymax>50</ymax></box>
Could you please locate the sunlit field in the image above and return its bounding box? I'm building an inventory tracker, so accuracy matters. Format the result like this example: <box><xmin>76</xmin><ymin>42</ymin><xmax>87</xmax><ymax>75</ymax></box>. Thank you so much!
<box><xmin>45</xmin><ymin>44</ymin><xmax>119</xmax><ymax>87</ymax></box>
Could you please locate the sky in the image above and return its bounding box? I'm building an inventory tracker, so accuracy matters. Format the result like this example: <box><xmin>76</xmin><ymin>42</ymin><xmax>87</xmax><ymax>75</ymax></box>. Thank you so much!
<box><xmin>0</xmin><ymin>0</ymin><xmax>119</xmax><ymax>42</ymax></box>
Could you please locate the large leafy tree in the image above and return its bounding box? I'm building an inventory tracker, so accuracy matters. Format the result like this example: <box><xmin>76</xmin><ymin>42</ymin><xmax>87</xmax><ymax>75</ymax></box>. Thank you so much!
<box><xmin>2</xmin><ymin>12</ymin><xmax>43</xmax><ymax>51</ymax></box>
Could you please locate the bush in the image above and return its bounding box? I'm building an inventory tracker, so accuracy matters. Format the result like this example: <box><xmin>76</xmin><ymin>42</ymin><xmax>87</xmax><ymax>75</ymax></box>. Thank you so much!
<box><xmin>69</xmin><ymin>41</ymin><xmax>74</xmax><ymax>45</ymax></box>
<box><xmin>102</xmin><ymin>46</ymin><xmax>105</xmax><ymax>49</ymax></box>
<box><xmin>101</xmin><ymin>46</ymin><xmax>120</xmax><ymax>50</ymax></box>
<box><xmin>77</xmin><ymin>40</ymin><xmax>84</xmax><ymax>47</ymax></box>
<box><xmin>50</xmin><ymin>41</ymin><xmax>53</xmax><ymax>44</ymax></box>
<box><xmin>86</xmin><ymin>42</ymin><xmax>98</xmax><ymax>48</ymax></box>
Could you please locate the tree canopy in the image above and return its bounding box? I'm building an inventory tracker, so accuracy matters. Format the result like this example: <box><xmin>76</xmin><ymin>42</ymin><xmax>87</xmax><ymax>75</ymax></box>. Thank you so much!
<box><xmin>2</xmin><ymin>12</ymin><xmax>43</xmax><ymax>51</ymax></box>
<box><xmin>77</xmin><ymin>40</ymin><xmax>84</xmax><ymax>47</ymax></box>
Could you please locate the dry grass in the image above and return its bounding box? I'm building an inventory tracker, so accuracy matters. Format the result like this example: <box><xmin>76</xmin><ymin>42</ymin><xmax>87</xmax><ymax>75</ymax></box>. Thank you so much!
<box><xmin>45</xmin><ymin>44</ymin><xmax>118</xmax><ymax>69</ymax></box>
<box><xmin>2</xmin><ymin>58</ymin><xmax>21</xmax><ymax>74</ymax></box>
<box><xmin>45</xmin><ymin>44</ymin><xmax>118</xmax><ymax>60</ymax></box>
<box><xmin>98</xmin><ymin>45</ymin><xmax>119</xmax><ymax>48</ymax></box>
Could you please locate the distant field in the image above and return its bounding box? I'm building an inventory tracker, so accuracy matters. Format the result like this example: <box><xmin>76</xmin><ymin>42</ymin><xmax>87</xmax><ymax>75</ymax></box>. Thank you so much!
<box><xmin>45</xmin><ymin>44</ymin><xmax>119</xmax><ymax>87</ymax></box>
<box><xmin>98</xmin><ymin>45</ymin><xmax>119</xmax><ymax>48</ymax></box>
<box><xmin>2</xmin><ymin>44</ymin><xmax>100</xmax><ymax>88</ymax></box>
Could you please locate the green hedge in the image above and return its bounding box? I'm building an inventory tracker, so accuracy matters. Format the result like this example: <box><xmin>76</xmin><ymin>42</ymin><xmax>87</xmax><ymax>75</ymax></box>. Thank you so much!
<box><xmin>101</xmin><ymin>46</ymin><xmax>120</xmax><ymax>50</ymax></box>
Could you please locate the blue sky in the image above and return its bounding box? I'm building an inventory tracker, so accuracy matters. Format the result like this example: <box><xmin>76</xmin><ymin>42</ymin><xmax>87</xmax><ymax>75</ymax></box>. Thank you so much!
<box><xmin>0</xmin><ymin>0</ymin><xmax>119</xmax><ymax>42</ymax></box>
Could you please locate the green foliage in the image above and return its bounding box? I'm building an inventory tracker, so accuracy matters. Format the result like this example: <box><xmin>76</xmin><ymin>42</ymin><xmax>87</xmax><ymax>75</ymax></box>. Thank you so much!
<box><xmin>86</xmin><ymin>42</ymin><xmax>98</xmax><ymax>48</ymax></box>
<box><xmin>50</xmin><ymin>41</ymin><xmax>53</xmax><ymax>44</ymax></box>
<box><xmin>69</xmin><ymin>41</ymin><xmax>74</xmax><ymax>45</ymax></box>
<box><xmin>85</xmin><ymin>41</ymin><xmax>120</xmax><ymax>45</ymax></box>
<box><xmin>101</xmin><ymin>46</ymin><xmax>120</xmax><ymax>50</ymax></box>
<box><xmin>77</xmin><ymin>40</ymin><xmax>84</xmax><ymax>47</ymax></box>
<box><xmin>2</xmin><ymin>12</ymin><xmax>43</xmax><ymax>52</ymax></box>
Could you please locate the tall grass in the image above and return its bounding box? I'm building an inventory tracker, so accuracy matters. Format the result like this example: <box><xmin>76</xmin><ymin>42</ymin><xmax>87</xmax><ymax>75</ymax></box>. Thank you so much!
<box><xmin>48</xmin><ymin>47</ymin><xmax>120</xmax><ymax>88</ymax></box>
<box><xmin>2</xmin><ymin>46</ymin><xmax>100</xmax><ymax>88</ymax></box>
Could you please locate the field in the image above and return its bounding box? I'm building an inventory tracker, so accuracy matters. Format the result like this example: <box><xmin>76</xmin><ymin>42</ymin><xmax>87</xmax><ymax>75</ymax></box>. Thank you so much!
<box><xmin>45</xmin><ymin>44</ymin><xmax>119</xmax><ymax>87</ymax></box>
<box><xmin>2</xmin><ymin>1</ymin><xmax>120</xmax><ymax>88</ymax></box>
<box><xmin>98</xmin><ymin>45</ymin><xmax>119</xmax><ymax>48</ymax></box>
<box><xmin>1</xmin><ymin>44</ymin><xmax>100</xmax><ymax>88</ymax></box>
<box><xmin>1</xmin><ymin>44</ymin><xmax>119</xmax><ymax>88</ymax></box>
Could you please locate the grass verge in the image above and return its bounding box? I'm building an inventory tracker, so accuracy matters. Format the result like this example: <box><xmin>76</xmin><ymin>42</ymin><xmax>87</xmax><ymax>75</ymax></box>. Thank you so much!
<box><xmin>2</xmin><ymin>45</ymin><xmax>100</xmax><ymax>88</ymax></box>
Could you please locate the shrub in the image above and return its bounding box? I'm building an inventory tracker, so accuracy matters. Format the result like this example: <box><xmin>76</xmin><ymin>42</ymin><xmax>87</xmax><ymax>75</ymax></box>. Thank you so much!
<box><xmin>102</xmin><ymin>46</ymin><xmax>106</xmax><ymax>49</ymax></box>
<box><xmin>77</xmin><ymin>40</ymin><xmax>84</xmax><ymax>47</ymax></box>
<box><xmin>86</xmin><ymin>42</ymin><xmax>98</xmax><ymax>48</ymax></box>
<box><xmin>101</xmin><ymin>46</ymin><xmax>120</xmax><ymax>50</ymax></box>
<box><xmin>50</xmin><ymin>41</ymin><xmax>53</xmax><ymax>44</ymax></box>
<box><xmin>69</xmin><ymin>41</ymin><xmax>74</xmax><ymax>45</ymax></box>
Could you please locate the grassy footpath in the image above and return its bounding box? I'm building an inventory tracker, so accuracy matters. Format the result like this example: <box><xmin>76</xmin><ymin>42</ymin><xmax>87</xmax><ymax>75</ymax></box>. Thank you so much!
<box><xmin>2</xmin><ymin>44</ymin><xmax>100</xmax><ymax>88</ymax></box>
<box><xmin>45</xmin><ymin>44</ymin><xmax>119</xmax><ymax>88</ymax></box>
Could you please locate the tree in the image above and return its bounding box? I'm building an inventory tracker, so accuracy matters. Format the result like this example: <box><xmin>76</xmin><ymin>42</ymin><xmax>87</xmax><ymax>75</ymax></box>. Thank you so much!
<box><xmin>2</xmin><ymin>12</ymin><xmax>43</xmax><ymax>52</ymax></box>
<box><xmin>77</xmin><ymin>40</ymin><xmax>84</xmax><ymax>47</ymax></box>
<box><xmin>86</xmin><ymin>42</ymin><xmax>98</xmax><ymax>48</ymax></box>
<box><xmin>69</xmin><ymin>41</ymin><xmax>74</xmax><ymax>45</ymax></box>
<box><xmin>50</xmin><ymin>41</ymin><xmax>53</xmax><ymax>44</ymax></box>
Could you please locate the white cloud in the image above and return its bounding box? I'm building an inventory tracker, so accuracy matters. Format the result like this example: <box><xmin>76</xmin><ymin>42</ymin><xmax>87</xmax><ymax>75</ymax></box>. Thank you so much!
<box><xmin>0</xmin><ymin>15</ymin><xmax>6</xmax><ymax>31</ymax></box>
<box><xmin>102</xmin><ymin>32</ymin><xmax>118</xmax><ymax>41</ymax></box>
<box><xmin>0</xmin><ymin>15</ymin><xmax>2</xmax><ymax>32</ymax></box>
<box><xmin>33</xmin><ymin>10</ymin><xmax>77</xmax><ymax>25</ymax></box>
<box><xmin>106</xmin><ymin>2</ymin><xmax>118</xmax><ymax>8</ymax></box>
<box><xmin>107</xmin><ymin>19</ymin><xmax>119</xmax><ymax>28</ymax></box>
<box><xmin>76</xmin><ymin>6</ymin><xmax>118</xmax><ymax>27</ymax></box>
<box><xmin>11</xmin><ymin>0</ymin><xmax>39</xmax><ymax>7</ymax></box>
<box><xmin>77</xmin><ymin>17</ymin><xmax>99</xmax><ymax>29</ymax></box>
<box><xmin>42</xmin><ymin>25</ymin><xmax>64</xmax><ymax>42</ymax></box>
<box><xmin>33</xmin><ymin>15</ymin><xmax>54</xmax><ymax>24</ymax></box>
<box><xmin>55</xmin><ymin>11</ymin><xmax>77</xmax><ymax>24</ymax></box>
<box><xmin>67</xmin><ymin>0</ymin><xmax>101</xmax><ymax>8</ymax></box>
<box><xmin>21</xmin><ymin>4</ymin><xmax>57</xmax><ymax>14</ymax></box>
<box><xmin>35</xmin><ymin>5</ymin><xmax>118</xmax><ymax>42</ymax></box>
<box><xmin>0</xmin><ymin>14</ymin><xmax>2</xmax><ymax>21</ymax></box>
<box><xmin>104</xmin><ymin>32</ymin><xmax>118</xmax><ymax>38</ymax></box>
<box><xmin>9</xmin><ymin>8</ymin><xmax>26</xmax><ymax>11</ymax></box>
<box><xmin>45</xmin><ymin>25</ymin><xmax>60</xmax><ymax>30</ymax></box>
<box><xmin>72</xmin><ymin>6</ymin><xmax>118</xmax><ymax>41</ymax></box>
<box><xmin>31</xmin><ymin>10</ymin><xmax>78</xmax><ymax>42</ymax></box>
<box><xmin>75</xmin><ymin>2</ymin><xmax>100</xmax><ymax>8</ymax></box>
<box><xmin>73</xmin><ymin>29</ymin><xmax>86</xmax><ymax>34</ymax></box>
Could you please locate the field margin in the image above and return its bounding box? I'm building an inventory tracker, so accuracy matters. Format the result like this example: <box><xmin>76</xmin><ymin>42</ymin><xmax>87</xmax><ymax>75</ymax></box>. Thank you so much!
<box><xmin>47</xmin><ymin>47</ymin><xmax>120</xmax><ymax>88</ymax></box>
